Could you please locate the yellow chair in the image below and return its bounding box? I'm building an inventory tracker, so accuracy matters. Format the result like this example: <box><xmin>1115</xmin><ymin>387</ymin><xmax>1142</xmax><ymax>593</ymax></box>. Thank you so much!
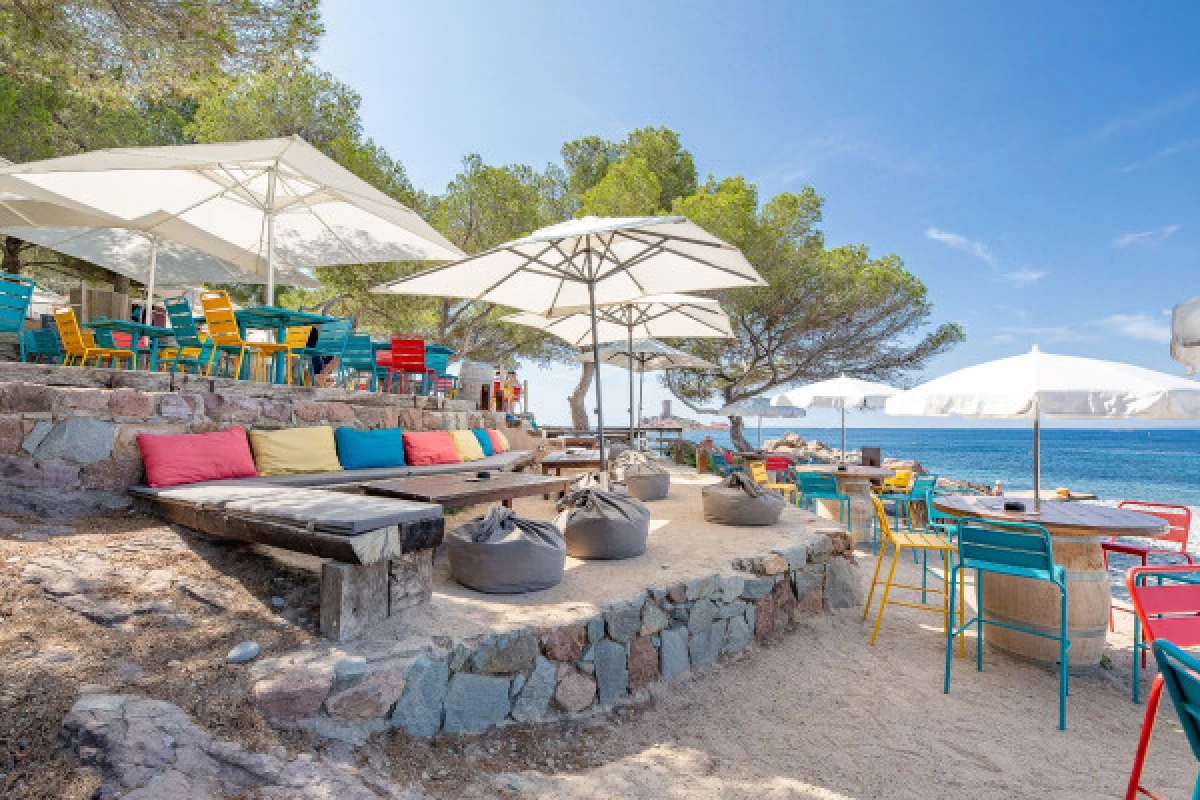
<box><xmin>877</xmin><ymin>468</ymin><xmax>913</xmax><ymax>494</ymax></box>
<box><xmin>54</xmin><ymin>307</ymin><xmax>136</xmax><ymax>368</ymax></box>
<box><xmin>747</xmin><ymin>460</ymin><xmax>798</xmax><ymax>504</ymax></box>
<box><xmin>274</xmin><ymin>325</ymin><xmax>314</xmax><ymax>385</ymax></box>
<box><xmin>198</xmin><ymin>290</ymin><xmax>268</xmax><ymax>379</ymax></box>
<box><xmin>863</xmin><ymin>495</ymin><xmax>963</xmax><ymax>649</ymax></box>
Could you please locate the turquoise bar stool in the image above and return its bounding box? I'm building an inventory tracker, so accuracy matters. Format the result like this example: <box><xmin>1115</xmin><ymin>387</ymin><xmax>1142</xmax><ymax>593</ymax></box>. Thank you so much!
<box><xmin>893</xmin><ymin>473</ymin><xmax>939</xmax><ymax>531</ymax></box>
<box><xmin>945</xmin><ymin>516</ymin><xmax>1070</xmax><ymax>730</ymax></box>
<box><xmin>163</xmin><ymin>296</ymin><xmax>215</xmax><ymax>374</ymax></box>
<box><xmin>794</xmin><ymin>472</ymin><xmax>852</xmax><ymax>533</ymax></box>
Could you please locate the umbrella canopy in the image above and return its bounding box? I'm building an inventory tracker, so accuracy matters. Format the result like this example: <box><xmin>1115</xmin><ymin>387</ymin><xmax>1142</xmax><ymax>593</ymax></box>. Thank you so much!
<box><xmin>773</xmin><ymin>375</ymin><xmax>899</xmax><ymax>463</ymax></box>
<box><xmin>0</xmin><ymin>136</ymin><xmax>462</xmax><ymax>300</ymax></box>
<box><xmin>716</xmin><ymin>396</ymin><xmax>807</xmax><ymax>448</ymax></box>
<box><xmin>378</xmin><ymin>216</ymin><xmax>764</xmax><ymax>471</ymax></box>
<box><xmin>1172</xmin><ymin>296</ymin><xmax>1200</xmax><ymax>375</ymax></box>
<box><xmin>885</xmin><ymin>346</ymin><xmax>1200</xmax><ymax>504</ymax></box>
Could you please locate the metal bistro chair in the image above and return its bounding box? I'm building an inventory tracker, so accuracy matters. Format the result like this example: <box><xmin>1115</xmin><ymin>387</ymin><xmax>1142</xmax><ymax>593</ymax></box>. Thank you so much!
<box><xmin>946</xmin><ymin>516</ymin><xmax>1070</xmax><ymax>730</ymax></box>
<box><xmin>424</xmin><ymin>344</ymin><xmax>459</xmax><ymax>398</ymax></box>
<box><xmin>0</xmin><ymin>272</ymin><xmax>35</xmax><ymax>363</ymax></box>
<box><xmin>794</xmin><ymin>472</ymin><xmax>852</xmax><ymax>533</ymax></box>
<box><xmin>1125</xmin><ymin>639</ymin><xmax>1200</xmax><ymax>800</ymax></box>
<box><xmin>293</xmin><ymin>319</ymin><xmax>353</xmax><ymax>387</ymax></box>
<box><xmin>338</xmin><ymin>333</ymin><xmax>378</xmax><ymax>390</ymax></box>
<box><xmin>709</xmin><ymin>452</ymin><xmax>741</xmax><ymax>478</ymax></box>
<box><xmin>388</xmin><ymin>336</ymin><xmax>429</xmax><ymax>394</ymax></box>
<box><xmin>1106</xmin><ymin>502</ymin><xmax>1194</xmax><ymax>634</ymax></box>
<box><xmin>1126</xmin><ymin>564</ymin><xmax>1200</xmax><ymax>704</ymax></box>
<box><xmin>22</xmin><ymin>328</ymin><xmax>63</xmax><ymax>364</ymax></box>
<box><xmin>277</xmin><ymin>325</ymin><xmax>314</xmax><ymax>385</ymax></box>
<box><xmin>198</xmin><ymin>290</ymin><xmax>269</xmax><ymax>379</ymax></box>
<box><xmin>162</xmin><ymin>296</ymin><xmax>215</xmax><ymax>374</ymax></box>
<box><xmin>748</xmin><ymin>460</ymin><xmax>798</xmax><ymax>503</ymax></box>
<box><xmin>893</xmin><ymin>473</ymin><xmax>939</xmax><ymax>531</ymax></box>
<box><xmin>53</xmin><ymin>306</ymin><xmax>135</xmax><ymax>368</ymax></box>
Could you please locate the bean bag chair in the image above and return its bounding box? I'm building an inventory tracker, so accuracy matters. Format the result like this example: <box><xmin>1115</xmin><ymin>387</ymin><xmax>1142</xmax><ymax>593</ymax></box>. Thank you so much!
<box><xmin>702</xmin><ymin>471</ymin><xmax>786</xmax><ymax>526</ymax></box>
<box><xmin>447</xmin><ymin>507</ymin><xmax>566</xmax><ymax>594</ymax></box>
<box><xmin>609</xmin><ymin>450</ymin><xmax>670</xmax><ymax>501</ymax></box>
<box><xmin>556</xmin><ymin>479</ymin><xmax>650</xmax><ymax>560</ymax></box>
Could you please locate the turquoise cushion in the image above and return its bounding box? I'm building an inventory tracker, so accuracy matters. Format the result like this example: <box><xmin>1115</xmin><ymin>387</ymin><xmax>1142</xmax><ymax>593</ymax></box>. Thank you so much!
<box><xmin>335</xmin><ymin>427</ymin><xmax>406</xmax><ymax>470</ymax></box>
<box><xmin>471</xmin><ymin>428</ymin><xmax>495</xmax><ymax>457</ymax></box>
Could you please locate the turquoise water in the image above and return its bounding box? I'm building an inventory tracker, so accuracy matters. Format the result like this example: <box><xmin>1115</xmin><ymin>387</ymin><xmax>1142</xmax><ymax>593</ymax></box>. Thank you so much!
<box><xmin>683</xmin><ymin>427</ymin><xmax>1200</xmax><ymax>507</ymax></box>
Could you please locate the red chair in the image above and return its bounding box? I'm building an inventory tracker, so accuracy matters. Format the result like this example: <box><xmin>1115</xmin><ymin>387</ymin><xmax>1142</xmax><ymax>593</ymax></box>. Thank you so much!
<box><xmin>1105</xmin><ymin>502</ymin><xmax>1193</xmax><ymax>632</ymax></box>
<box><xmin>388</xmin><ymin>337</ymin><xmax>428</xmax><ymax>394</ymax></box>
<box><xmin>1123</xmin><ymin>564</ymin><xmax>1200</xmax><ymax>798</ymax></box>
<box><xmin>764</xmin><ymin>455</ymin><xmax>791</xmax><ymax>480</ymax></box>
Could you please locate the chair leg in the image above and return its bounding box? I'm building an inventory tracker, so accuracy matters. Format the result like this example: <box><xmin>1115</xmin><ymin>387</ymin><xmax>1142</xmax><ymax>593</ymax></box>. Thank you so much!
<box><xmin>1134</xmin><ymin>613</ymin><xmax>1142</xmax><ymax>704</ymax></box>
<box><xmin>945</xmin><ymin>564</ymin><xmax>960</xmax><ymax>695</ymax></box>
<box><xmin>1059</xmin><ymin>584</ymin><xmax>1069</xmax><ymax>730</ymax></box>
<box><xmin>863</xmin><ymin>543</ymin><xmax>889</xmax><ymax>621</ymax></box>
<box><xmin>976</xmin><ymin>569</ymin><xmax>984</xmax><ymax>672</ymax></box>
<box><xmin>869</xmin><ymin>546</ymin><xmax>903</xmax><ymax>645</ymax></box>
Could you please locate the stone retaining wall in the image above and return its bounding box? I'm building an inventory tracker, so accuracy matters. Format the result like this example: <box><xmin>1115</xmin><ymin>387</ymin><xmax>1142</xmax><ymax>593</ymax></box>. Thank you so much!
<box><xmin>249</xmin><ymin>527</ymin><xmax>861</xmax><ymax>740</ymax></box>
<box><xmin>0</xmin><ymin>362</ymin><xmax>505</xmax><ymax>516</ymax></box>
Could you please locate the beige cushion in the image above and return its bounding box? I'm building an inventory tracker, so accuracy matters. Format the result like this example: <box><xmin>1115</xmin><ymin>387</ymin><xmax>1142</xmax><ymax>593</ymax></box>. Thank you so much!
<box><xmin>248</xmin><ymin>426</ymin><xmax>343</xmax><ymax>476</ymax></box>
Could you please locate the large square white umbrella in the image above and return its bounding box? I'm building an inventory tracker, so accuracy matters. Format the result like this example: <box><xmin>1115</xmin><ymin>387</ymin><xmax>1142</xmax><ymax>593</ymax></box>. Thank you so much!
<box><xmin>885</xmin><ymin>346</ymin><xmax>1200</xmax><ymax>507</ymax></box>
<box><xmin>374</xmin><ymin>216</ymin><xmax>764</xmax><ymax>470</ymax></box>
<box><xmin>1172</xmin><ymin>296</ymin><xmax>1200</xmax><ymax>375</ymax></box>
<box><xmin>0</xmin><ymin>136</ymin><xmax>463</xmax><ymax>304</ymax></box>
<box><xmin>716</xmin><ymin>396</ymin><xmax>808</xmax><ymax>449</ymax></box>
<box><xmin>772</xmin><ymin>375</ymin><xmax>899</xmax><ymax>463</ymax></box>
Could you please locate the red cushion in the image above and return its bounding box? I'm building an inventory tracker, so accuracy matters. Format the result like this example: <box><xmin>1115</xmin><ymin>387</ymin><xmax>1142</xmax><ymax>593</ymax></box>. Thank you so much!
<box><xmin>137</xmin><ymin>426</ymin><xmax>259</xmax><ymax>488</ymax></box>
<box><xmin>486</xmin><ymin>429</ymin><xmax>507</xmax><ymax>453</ymax></box>
<box><xmin>402</xmin><ymin>431</ymin><xmax>462</xmax><ymax>466</ymax></box>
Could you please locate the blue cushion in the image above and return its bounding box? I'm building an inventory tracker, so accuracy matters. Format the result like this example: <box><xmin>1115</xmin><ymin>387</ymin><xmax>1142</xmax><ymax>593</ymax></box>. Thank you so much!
<box><xmin>334</xmin><ymin>427</ymin><xmax>406</xmax><ymax>470</ymax></box>
<box><xmin>471</xmin><ymin>428</ymin><xmax>495</xmax><ymax>457</ymax></box>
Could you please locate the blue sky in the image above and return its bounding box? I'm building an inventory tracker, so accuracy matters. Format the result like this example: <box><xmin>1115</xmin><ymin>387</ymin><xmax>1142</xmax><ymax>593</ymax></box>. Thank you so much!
<box><xmin>317</xmin><ymin>1</ymin><xmax>1200</xmax><ymax>427</ymax></box>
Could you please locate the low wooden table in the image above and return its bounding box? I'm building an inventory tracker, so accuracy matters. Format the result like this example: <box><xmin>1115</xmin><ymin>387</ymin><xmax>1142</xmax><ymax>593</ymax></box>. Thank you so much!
<box><xmin>362</xmin><ymin>472</ymin><xmax>571</xmax><ymax>509</ymax></box>
<box><xmin>794</xmin><ymin>464</ymin><xmax>895</xmax><ymax>541</ymax></box>
<box><xmin>540</xmin><ymin>450</ymin><xmax>603</xmax><ymax>475</ymax></box>
<box><xmin>932</xmin><ymin>495</ymin><xmax>1168</xmax><ymax>669</ymax></box>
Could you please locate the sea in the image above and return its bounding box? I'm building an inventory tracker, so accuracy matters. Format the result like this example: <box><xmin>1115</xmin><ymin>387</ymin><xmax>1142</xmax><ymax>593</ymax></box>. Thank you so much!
<box><xmin>682</xmin><ymin>427</ymin><xmax>1200</xmax><ymax>507</ymax></box>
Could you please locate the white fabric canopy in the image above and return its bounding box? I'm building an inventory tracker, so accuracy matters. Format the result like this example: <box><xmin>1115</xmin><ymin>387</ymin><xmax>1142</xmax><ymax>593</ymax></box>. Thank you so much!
<box><xmin>773</xmin><ymin>375</ymin><xmax>899</xmax><ymax>462</ymax></box>
<box><xmin>379</xmin><ymin>217</ymin><xmax>763</xmax><ymax>470</ymax></box>
<box><xmin>1172</xmin><ymin>296</ymin><xmax>1200</xmax><ymax>375</ymax></box>
<box><xmin>717</xmin><ymin>396</ymin><xmax>807</xmax><ymax>448</ymax></box>
<box><xmin>885</xmin><ymin>346</ymin><xmax>1200</xmax><ymax>502</ymax></box>
<box><xmin>0</xmin><ymin>136</ymin><xmax>462</xmax><ymax>298</ymax></box>
<box><xmin>576</xmin><ymin>338</ymin><xmax>716</xmax><ymax>371</ymax></box>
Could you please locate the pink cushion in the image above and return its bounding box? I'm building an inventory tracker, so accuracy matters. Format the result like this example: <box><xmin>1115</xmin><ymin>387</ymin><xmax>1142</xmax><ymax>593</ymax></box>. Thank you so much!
<box><xmin>137</xmin><ymin>426</ymin><xmax>259</xmax><ymax>488</ymax></box>
<box><xmin>402</xmin><ymin>431</ymin><xmax>462</xmax><ymax>466</ymax></box>
<box><xmin>486</xmin><ymin>429</ymin><xmax>507</xmax><ymax>453</ymax></box>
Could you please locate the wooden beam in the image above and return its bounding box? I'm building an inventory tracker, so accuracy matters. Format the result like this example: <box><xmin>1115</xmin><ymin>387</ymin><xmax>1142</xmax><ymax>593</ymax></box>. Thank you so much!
<box><xmin>320</xmin><ymin>560</ymin><xmax>389</xmax><ymax>642</ymax></box>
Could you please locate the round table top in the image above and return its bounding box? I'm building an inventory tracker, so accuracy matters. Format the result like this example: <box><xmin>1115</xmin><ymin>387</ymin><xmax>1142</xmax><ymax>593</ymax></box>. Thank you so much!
<box><xmin>931</xmin><ymin>495</ymin><xmax>1169</xmax><ymax>538</ymax></box>
<box><xmin>794</xmin><ymin>465</ymin><xmax>895</xmax><ymax>480</ymax></box>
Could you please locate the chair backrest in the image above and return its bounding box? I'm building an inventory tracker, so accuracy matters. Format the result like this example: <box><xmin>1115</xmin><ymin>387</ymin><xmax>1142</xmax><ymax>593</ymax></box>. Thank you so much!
<box><xmin>424</xmin><ymin>344</ymin><xmax>456</xmax><ymax>376</ymax></box>
<box><xmin>390</xmin><ymin>337</ymin><xmax>426</xmax><ymax>372</ymax></box>
<box><xmin>0</xmin><ymin>272</ymin><xmax>35</xmax><ymax>335</ymax></box>
<box><xmin>710</xmin><ymin>453</ymin><xmax>729</xmax><ymax>472</ymax></box>
<box><xmin>23</xmin><ymin>328</ymin><xmax>62</xmax><ymax>358</ymax></box>
<box><xmin>910</xmin><ymin>474</ymin><xmax>939</xmax><ymax>495</ymax></box>
<box><xmin>870</xmin><ymin>495</ymin><xmax>897</xmax><ymax>544</ymax></box>
<box><xmin>164</xmin><ymin>296</ymin><xmax>204</xmax><ymax>348</ymax></box>
<box><xmin>956</xmin><ymin>517</ymin><xmax>1056</xmax><ymax>577</ymax></box>
<box><xmin>284</xmin><ymin>325</ymin><xmax>313</xmax><ymax>350</ymax></box>
<box><xmin>764</xmin><ymin>455</ymin><xmax>791</xmax><ymax>472</ymax></box>
<box><xmin>886</xmin><ymin>468</ymin><xmax>913</xmax><ymax>487</ymax></box>
<box><xmin>340</xmin><ymin>333</ymin><xmax>375</xmax><ymax>371</ymax></box>
<box><xmin>748</xmin><ymin>461</ymin><xmax>769</xmax><ymax>484</ymax></box>
<box><xmin>1118</xmin><ymin>501</ymin><xmax>1192</xmax><ymax>553</ymax></box>
<box><xmin>198</xmin><ymin>291</ymin><xmax>244</xmax><ymax>347</ymax></box>
<box><xmin>796</xmin><ymin>471</ymin><xmax>840</xmax><ymax>495</ymax></box>
<box><xmin>311</xmin><ymin>319</ymin><xmax>352</xmax><ymax>353</ymax></box>
<box><xmin>53</xmin><ymin>306</ymin><xmax>89</xmax><ymax>354</ymax></box>
<box><xmin>926</xmin><ymin>487</ymin><xmax>979</xmax><ymax>532</ymax></box>
<box><xmin>1126</xmin><ymin>565</ymin><xmax>1200</xmax><ymax>648</ymax></box>
<box><xmin>1152</xmin><ymin>640</ymin><xmax>1200</xmax><ymax>764</ymax></box>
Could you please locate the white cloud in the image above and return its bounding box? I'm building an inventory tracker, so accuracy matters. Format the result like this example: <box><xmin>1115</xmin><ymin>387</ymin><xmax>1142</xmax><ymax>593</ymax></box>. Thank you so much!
<box><xmin>925</xmin><ymin>227</ymin><xmax>997</xmax><ymax>266</ymax></box>
<box><xmin>1114</xmin><ymin>136</ymin><xmax>1200</xmax><ymax>173</ymax></box>
<box><xmin>999</xmin><ymin>269</ymin><xmax>1048</xmax><ymax>287</ymax></box>
<box><xmin>1097</xmin><ymin>313</ymin><xmax>1172</xmax><ymax>344</ymax></box>
<box><xmin>1080</xmin><ymin>89</ymin><xmax>1200</xmax><ymax>145</ymax></box>
<box><xmin>1113</xmin><ymin>224</ymin><xmax>1180</xmax><ymax>247</ymax></box>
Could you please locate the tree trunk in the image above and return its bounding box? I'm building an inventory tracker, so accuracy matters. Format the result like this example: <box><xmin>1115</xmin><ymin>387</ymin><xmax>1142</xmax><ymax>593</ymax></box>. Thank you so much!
<box><xmin>568</xmin><ymin>361</ymin><xmax>594</xmax><ymax>430</ymax></box>
<box><xmin>112</xmin><ymin>274</ymin><xmax>131</xmax><ymax>294</ymax></box>
<box><xmin>729</xmin><ymin>415</ymin><xmax>751</xmax><ymax>452</ymax></box>
<box><xmin>2</xmin><ymin>237</ymin><xmax>23</xmax><ymax>274</ymax></box>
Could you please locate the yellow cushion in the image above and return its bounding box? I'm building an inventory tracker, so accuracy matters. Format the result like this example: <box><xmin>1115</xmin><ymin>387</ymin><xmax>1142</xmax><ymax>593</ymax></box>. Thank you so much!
<box><xmin>492</xmin><ymin>429</ymin><xmax>510</xmax><ymax>452</ymax></box>
<box><xmin>248</xmin><ymin>426</ymin><xmax>343</xmax><ymax>476</ymax></box>
<box><xmin>449</xmin><ymin>429</ymin><xmax>486</xmax><ymax>462</ymax></box>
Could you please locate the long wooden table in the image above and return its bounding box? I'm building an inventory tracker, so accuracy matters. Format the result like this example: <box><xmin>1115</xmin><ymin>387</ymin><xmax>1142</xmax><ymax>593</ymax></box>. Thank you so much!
<box><xmin>932</xmin><ymin>495</ymin><xmax>1168</xmax><ymax>669</ymax></box>
<box><xmin>794</xmin><ymin>464</ymin><xmax>895</xmax><ymax>541</ymax></box>
<box><xmin>362</xmin><ymin>472</ymin><xmax>572</xmax><ymax>509</ymax></box>
<box><xmin>540</xmin><ymin>450</ymin><xmax>604</xmax><ymax>475</ymax></box>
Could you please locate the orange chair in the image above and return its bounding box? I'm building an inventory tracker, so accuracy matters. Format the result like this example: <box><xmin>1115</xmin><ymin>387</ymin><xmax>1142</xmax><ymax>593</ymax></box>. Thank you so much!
<box><xmin>54</xmin><ymin>307</ymin><xmax>135</xmax><ymax>368</ymax></box>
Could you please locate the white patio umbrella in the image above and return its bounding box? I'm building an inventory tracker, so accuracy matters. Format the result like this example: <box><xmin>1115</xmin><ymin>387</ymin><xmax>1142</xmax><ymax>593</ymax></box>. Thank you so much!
<box><xmin>505</xmin><ymin>292</ymin><xmax>733</xmax><ymax>445</ymax></box>
<box><xmin>772</xmin><ymin>375</ymin><xmax>899</xmax><ymax>463</ymax></box>
<box><xmin>375</xmin><ymin>216</ymin><xmax>764</xmax><ymax>471</ymax></box>
<box><xmin>716</xmin><ymin>396</ymin><xmax>808</xmax><ymax>449</ymax></box>
<box><xmin>885</xmin><ymin>346</ymin><xmax>1200</xmax><ymax>507</ymax></box>
<box><xmin>576</xmin><ymin>339</ymin><xmax>716</xmax><ymax>443</ymax></box>
<box><xmin>0</xmin><ymin>136</ymin><xmax>462</xmax><ymax>306</ymax></box>
<box><xmin>1171</xmin><ymin>296</ymin><xmax>1200</xmax><ymax>375</ymax></box>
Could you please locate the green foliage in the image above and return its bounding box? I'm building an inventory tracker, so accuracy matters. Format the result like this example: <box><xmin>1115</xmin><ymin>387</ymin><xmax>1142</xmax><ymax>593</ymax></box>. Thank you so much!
<box><xmin>579</xmin><ymin>156</ymin><xmax>661</xmax><ymax>216</ymax></box>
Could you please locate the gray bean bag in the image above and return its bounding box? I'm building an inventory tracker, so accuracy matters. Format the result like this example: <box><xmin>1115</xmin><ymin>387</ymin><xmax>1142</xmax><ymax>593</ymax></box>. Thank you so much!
<box><xmin>555</xmin><ymin>480</ymin><xmax>650</xmax><ymax>560</ymax></box>
<box><xmin>447</xmin><ymin>507</ymin><xmax>566</xmax><ymax>593</ymax></box>
<box><xmin>609</xmin><ymin>451</ymin><xmax>670</xmax><ymax>501</ymax></box>
<box><xmin>702</xmin><ymin>471</ymin><xmax>786</xmax><ymax>526</ymax></box>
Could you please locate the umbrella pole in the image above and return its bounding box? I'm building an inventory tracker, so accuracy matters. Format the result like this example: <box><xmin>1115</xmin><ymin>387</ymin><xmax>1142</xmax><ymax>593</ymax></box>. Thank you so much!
<box><xmin>587</xmin><ymin>281</ymin><xmax>607</xmax><ymax>478</ymax></box>
<box><xmin>637</xmin><ymin>363</ymin><xmax>645</xmax><ymax>451</ymax></box>
<box><xmin>143</xmin><ymin>235</ymin><xmax>158</xmax><ymax>325</ymax></box>
<box><xmin>758</xmin><ymin>416</ymin><xmax>763</xmax><ymax>448</ymax></box>
<box><xmin>264</xmin><ymin>167</ymin><xmax>277</xmax><ymax>306</ymax></box>
<box><xmin>1032</xmin><ymin>398</ymin><xmax>1041</xmax><ymax>512</ymax></box>
<box><xmin>840</xmin><ymin>402</ymin><xmax>846</xmax><ymax>464</ymax></box>
<box><xmin>628</xmin><ymin>325</ymin><xmax>635</xmax><ymax>451</ymax></box>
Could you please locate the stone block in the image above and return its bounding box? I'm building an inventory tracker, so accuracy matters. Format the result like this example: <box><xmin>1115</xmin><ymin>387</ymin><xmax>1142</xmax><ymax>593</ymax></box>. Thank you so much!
<box><xmin>739</xmin><ymin>576</ymin><xmax>777</xmax><ymax>601</ymax></box>
<box><xmin>397</xmin><ymin>408</ymin><xmax>423</xmax><ymax>430</ymax></box>
<box><xmin>825</xmin><ymin>559</ymin><xmax>864</xmax><ymax>610</ymax></box>
<box><xmin>687</xmin><ymin>599</ymin><xmax>718</xmax><ymax>634</ymax></box>
<box><xmin>771</xmin><ymin>544</ymin><xmax>808</xmax><ymax>570</ymax></box>
<box><xmin>511</xmin><ymin>657</ymin><xmax>556</xmax><ymax>723</ymax></box>
<box><xmin>724</xmin><ymin>615</ymin><xmax>752</xmax><ymax>655</ymax></box>
<box><xmin>252</xmin><ymin>666</ymin><xmax>334</xmax><ymax>724</ymax></box>
<box><xmin>54</xmin><ymin>388</ymin><xmax>110</xmax><ymax>415</ymax></box>
<box><xmin>33</xmin><ymin>417</ymin><xmax>116</xmax><ymax>465</ymax></box>
<box><xmin>639</xmin><ymin>602</ymin><xmax>670</xmax><ymax>637</ymax></box>
<box><xmin>586</xmin><ymin>616</ymin><xmax>605</xmax><ymax>645</ymax></box>
<box><xmin>593</xmin><ymin>639</ymin><xmax>628</xmax><ymax>706</ymax></box>
<box><xmin>685</xmin><ymin>573</ymin><xmax>719</xmax><ymax>601</ymax></box>
<box><xmin>717</xmin><ymin>574</ymin><xmax>745</xmax><ymax>602</ymax></box>
<box><xmin>325</xmin><ymin>669</ymin><xmax>406</xmax><ymax>720</ymax></box>
<box><xmin>688</xmin><ymin>618</ymin><xmax>728</xmax><ymax>668</ymax></box>
<box><xmin>604</xmin><ymin>600</ymin><xmax>643</xmax><ymax>644</ymax></box>
<box><xmin>420</xmin><ymin>410</ymin><xmax>447</xmax><ymax>430</ymax></box>
<box><xmin>627</xmin><ymin>636</ymin><xmax>659</xmax><ymax>691</ymax></box>
<box><xmin>542</xmin><ymin>623</ymin><xmax>587</xmax><ymax>662</ymax></box>
<box><xmin>0</xmin><ymin>382</ymin><xmax>55</xmax><ymax>413</ymax></box>
<box><xmin>0</xmin><ymin>416</ymin><xmax>23</xmax><ymax>455</ymax></box>
<box><xmin>471</xmin><ymin>630</ymin><xmax>538</xmax><ymax>675</ymax></box>
<box><xmin>80</xmin><ymin>458</ymin><xmax>144</xmax><ymax>491</ymax></box>
<box><xmin>0</xmin><ymin>456</ymin><xmax>81</xmax><ymax>489</ymax></box>
<box><xmin>203</xmin><ymin>393</ymin><xmax>262</xmax><ymax>423</ymax></box>
<box><xmin>806</xmin><ymin>533</ymin><xmax>834</xmax><ymax>564</ymax></box>
<box><xmin>442</xmin><ymin>673</ymin><xmax>512</xmax><ymax>734</ymax></box>
<box><xmin>554</xmin><ymin>665</ymin><xmax>596</xmax><ymax>712</ymax></box>
<box><xmin>157</xmin><ymin>393</ymin><xmax>203</xmax><ymax>422</ymax></box>
<box><xmin>389</xmin><ymin>550</ymin><xmax>434</xmax><ymax>613</ymax></box>
<box><xmin>21</xmin><ymin>419</ymin><xmax>52</xmax><ymax>453</ymax></box>
<box><xmin>107</xmin><ymin>389</ymin><xmax>159</xmax><ymax>419</ymax></box>
<box><xmin>391</xmin><ymin>654</ymin><xmax>450</xmax><ymax>737</ymax></box>
<box><xmin>793</xmin><ymin>563</ymin><xmax>826</xmax><ymax>615</ymax></box>
<box><xmin>666</xmin><ymin>583</ymin><xmax>687</xmax><ymax>604</ymax></box>
<box><xmin>659</xmin><ymin>627</ymin><xmax>689</xmax><ymax>679</ymax></box>
<box><xmin>715</xmin><ymin>600</ymin><xmax>748</xmax><ymax>620</ymax></box>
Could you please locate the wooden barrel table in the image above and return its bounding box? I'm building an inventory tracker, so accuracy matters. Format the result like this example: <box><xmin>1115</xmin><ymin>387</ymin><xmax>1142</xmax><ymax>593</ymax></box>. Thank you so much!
<box><xmin>932</xmin><ymin>496</ymin><xmax>1168</xmax><ymax>669</ymax></box>
<box><xmin>794</xmin><ymin>465</ymin><xmax>895</xmax><ymax>544</ymax></box>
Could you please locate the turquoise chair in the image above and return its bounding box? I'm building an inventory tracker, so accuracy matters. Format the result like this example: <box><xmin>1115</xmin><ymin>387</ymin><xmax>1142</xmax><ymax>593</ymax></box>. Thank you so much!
<box><xmin>424</xmin><ymin>344</ymin><xmax>458</xmax><ymax>396</ymax></box>
<box><xmin>709</xmin><ymin>452</ymin><xmax>736</xmax><ymax>477</ymax></box>
<box><xmin>22</xmin><ymin>328</ymin><xmax>63</xmax><ymax>363</ymax></box>
<box><xmin>794</xmin><ymin>472</ymin><xmax>852</xmax><ymax>533</ymax></box>
<box><xmin>917</xmin><ymin>486</ymin><xmax>981</xmax><ymax>601</ymax></box>
<box><xmin>1126</xmin><ymin>640</ymin><xmax>1200</xmax><ymax>800</ymax></box>
<box><xmin>338</xmin><ymin>333</ymin><xmax>377</xmax><ymax>390</ymax></box>
<box><xmin>293</xmin><ymin>319</ymin><xmax>353</xmax><ymax>385</ymax></box>
<box><xmin>1</xmin><ymin>272</ymin><xmax>35</xmax><ymax>363</ymax></box>
<box><xmin>946</xmin><ymin>516</ymin><xmax>1070</xmax><ymax>730</ymax></box>
<box><xmin>893</xmin><ymin>473</ymin><xmax>939</xmax><ymax>531</ymax></box>
<box><xmin>163</xmin><ymin>296</ymin><xmax>215</xmax><ymax>374</ymax></box>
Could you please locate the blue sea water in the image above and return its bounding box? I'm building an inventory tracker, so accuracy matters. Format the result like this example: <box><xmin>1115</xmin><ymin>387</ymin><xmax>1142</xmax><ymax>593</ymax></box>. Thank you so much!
<box><xmin>683</xmin><ymin>427</ymin><xmax>1200</xmax><ymax>507</ymax></box>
